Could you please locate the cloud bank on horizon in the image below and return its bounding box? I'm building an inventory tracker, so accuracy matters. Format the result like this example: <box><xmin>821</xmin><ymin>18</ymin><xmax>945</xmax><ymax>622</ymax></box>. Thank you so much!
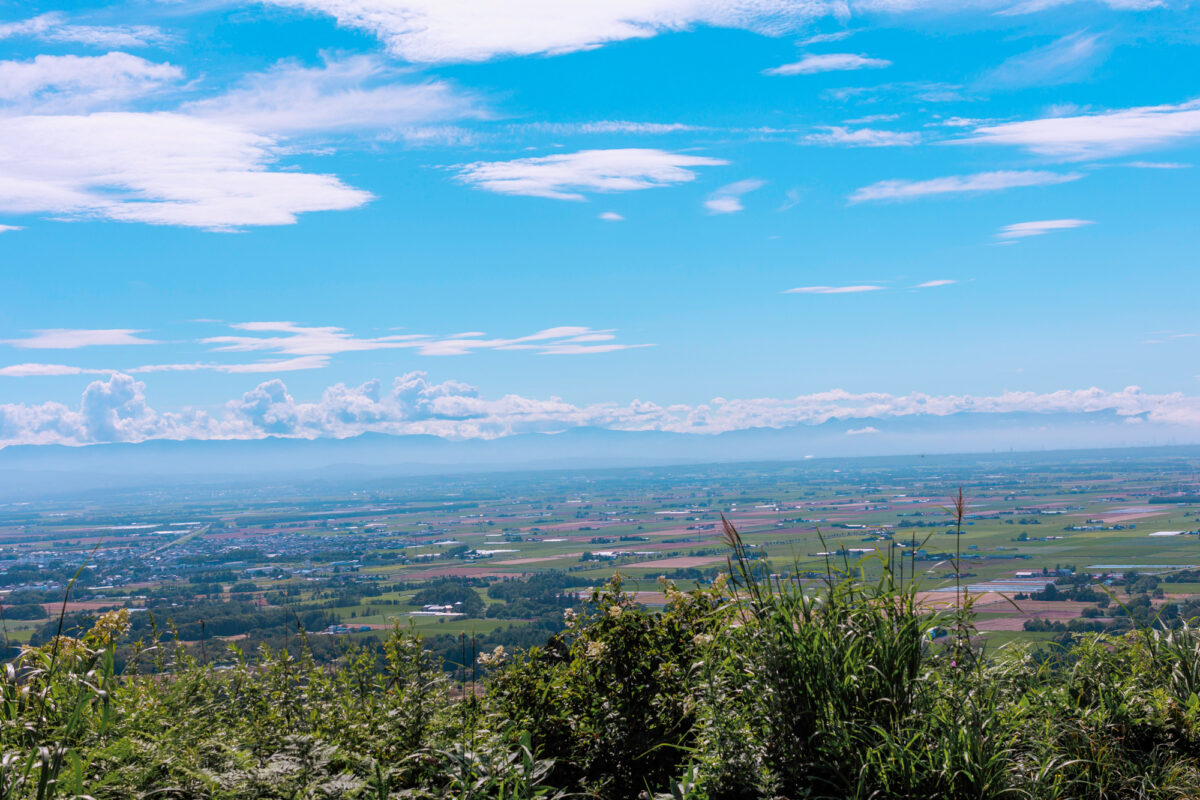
<box><xmin>2</xmin><ymin>370</ymin><xmax>1198</xmax><ymax>449</ymax></box>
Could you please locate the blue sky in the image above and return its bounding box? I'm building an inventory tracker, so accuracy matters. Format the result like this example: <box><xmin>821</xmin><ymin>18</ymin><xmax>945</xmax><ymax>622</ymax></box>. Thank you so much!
<box><xmin>1</xmin><ymin>0</ymin><xmax>1199</xmax><ymax>447</ymax></box>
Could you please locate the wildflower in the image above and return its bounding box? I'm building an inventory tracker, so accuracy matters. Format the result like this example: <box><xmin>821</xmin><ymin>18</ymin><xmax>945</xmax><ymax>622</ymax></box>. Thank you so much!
<box><xmin>694</xmin><ymin>633</ymin><xmax>714</xmax><ymax>647</ymax></box>
<box><xmin>86</xmin><ymin>608</ymin><xmax>131</xmax><ymax>646</ymax></box>
<box><xmin>607</xmin><ymin>605</ymin><xmax>623</xmax><ymax>618</ymax></box>
<box><xmin>563</xmin><ymin>608</ymin><xmax>577</xmax><ymax>628</ymax></box>
<box><xmin>585</xmin><ymin>641</ymin><xmax>606</xmax><ymax>659</ymax></box>
<box><xmin>477</xmin><ymin>645</ymin><xmax>507</xmax><ymax>668</ymax></box>
<box><xmin>659</xmin><ymin>576</ymin><xmax>685</xmax><ymax>605</ymax></box>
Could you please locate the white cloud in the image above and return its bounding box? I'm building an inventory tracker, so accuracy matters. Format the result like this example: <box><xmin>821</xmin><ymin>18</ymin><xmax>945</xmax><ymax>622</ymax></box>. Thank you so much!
<box><xmin>258</xmin><ymin>0</ymin><xmax>1164</xmax><ymax>64</ymax></box>
<box><xmin>0</xmin><ymin>13</ymin><xmax>173</xmax><ymax>49</ymax></box>
<box><xmin>997</xmin><ymin>0</ymin><xmax>1163</xmax><ymax>15</ymax></box>
<box><xmin>704</xmin><ymin>178</ymin><xmax>765</xmax><ymax>214</ymax></box>
<box><xmin>802</xmin><ymin>30</ymin><xmax>856</xmax><ymax>45</ymax></box>
<box><xmin>0</xmin><ymin>356</ymin><xmax>332</xmax><ymax>377</ymax></box>
<box><xmin>6</xmin><ymin>375</ymin><xmax>1200</xmax><ymax>447</ymax></box>
<box><xmin>844</xmin><ymin>113</ymin><xmax>900</xmax><ymax>124</ymax></box>
<box><xmin>599</xmin><ymin>211</ymin><xmax>624</xmax><ymax>221</ymax></box>
<box><xmin>0</xmin><ymin>363</ymin><xmax>105</xmax><ymax>377</ymax></box>
<box><xmin>848</xmin><ymin>170</ymin><xmax>1083</xmax><ymax>203</ymax></box>
<box><xmin>846</xmin><ymin>426</ymin><xmax>879</xmax><ymax>435</ymax></box>
<box><xmin>3</xmin><ymin>329</ymin><xmax>159</xmax><ymax>349</ymax></box>
<box><xmin>0</xmin><ymin>112</ymin><xmax>373</xmax><ymax>230</ymax></box>
<box><xmin>764</xmin><ymin>53</ymin><xmax>891</xmax><ymax>76</ymax></box>
<box><xmin>262</xmin><ymin>0</ymin><xmax>838</xmax><ymax>63</ymax></box>
<box><xmin>962</xmin><ymin>100</ymin><xmax>1200</xmax><ymax>159</ymax></box>
<box><xmin>454</xmin><ymin>148</ymin><xmax>727</xmax><ymax>200</ymax></box>
<box><xmin>785</xmin><ymin>285</ymin><xmax>885</xmax><ymax>294</ymax></box>
<box><xmin>0</xmin><ymin>53</ymin><xmax>182</xmax><ymax>112</ymax></box>
<box><xmin>0</xmin><ymin>323</ymin><xmax>651</xmax><ymax>379</ymax></box>
<box><xmin>201</xmin><ymin>321</ymin><xmax>650</xmax><ymax>357</ymax></box>
<box><xmin>915</xmin><ymin>279</ymin><xmax>956</xmax><ymax>287</ymax></box>
<box><xmin>996</xmin><ymin>218</ymin><xmax>1093</xmax><ymax>239</ymax></box>
<box><xmin>1124</xmin><ymin>161</ymin><xmax>1190</xmax><ymax>169</ymax></box>
<box><xmin>182</xmin><ymin>55</ymin><xmax>482</xmax><ymax>137</ymax></box>
<box><xmin>521</xmin><ymin>120</ymin><xmax>699</xmax><ymax>135</ymax></box>
<box><xmin>804</xmin><ymin>126</ymin><xmax>919</xmax><ymax>146</ymax></box>
<box><xmin>980</xmin><ymin>31</ymin><xmax>1108</xmax><ymax>89</ymax></box>
<box><xmin>0</xmin><ymin>225</ymin><xmax>22</xmax><ymax>233</ymax></box>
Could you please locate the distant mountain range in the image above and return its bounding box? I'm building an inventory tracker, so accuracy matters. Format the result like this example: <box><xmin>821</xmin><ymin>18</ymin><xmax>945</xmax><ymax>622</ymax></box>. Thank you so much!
<box><xmin>2</xmin><ymin>409</ymin><xmax>1200</xmax><ymax>499</ymax></box>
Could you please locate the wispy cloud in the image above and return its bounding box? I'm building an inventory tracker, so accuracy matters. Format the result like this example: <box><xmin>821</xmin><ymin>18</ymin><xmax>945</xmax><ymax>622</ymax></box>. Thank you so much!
<box><xmin>784</xmin><ymin>285</ymin><xmax>885</xmax><ymax>294</ymax></box>
<box><xmin>517</xmin><ymin>121</ymin><xmax>700</xmax><ymax>136</ymax></box>
<box><xmin>0</xmin><ymin>356</ymin><xmax>331</xmax><ymax>377</ymax></box>
<box><xmin>0</xmin><ymin>225</ymin><xmax>22</xmax><ymax>233</ymax></box>
<box><xmin>1123</xmin><ymin>161</ymin><xmax>1190</xmax><ymax>169</ymax></box>
<box><xmin>802</xmin><ymin>30</ymin><xmax>856</xmax><ymax>45</ymax></box>
<box><xmin>598</xmin><ymin>211</ymin><xmax>624</xmax><ymax>221</ymax></box>
<box><xmin>915</xmin><ymin>279</ymin><xmax>957</xmax><ymax>288</ymax></box>
<box><xmin>202</xmin><ymin>321</ymin><xmax>650</xmax><ymax>357</ymax></box>
<box><xmin>980</xmin><ymin>31</ymin><xmax>1108</xmax><ymax>89</ymax></box>
<box><xmin>0</xmin><ymin>112</ymin><xmax>374</xmax><ymax>230</ymax></box>
<box><xmin>849</xmin><ymin>170</ymin><xmax>1084</xmax><ymax>203</ymax></box>
<box><xmin>704</xmin><ymin>178</ymin><xmax>765</xmax><ymax>214</ymax></box>
<box><xmin>996</xmin><ymin>218</ymin><xmax>1093</xmax><ymax>239</ymax></box>
<box><xmin>844</xmin><ymin>113</ymin><xmax>900</xmax><ymax>125</ymax></box>
<box><xmin>0</xmin><ymin>53</ymin><xmax>183</xmax><ymax>113</ymax></box>
<box><xmin>765</xmin><ymin>53</ymin><xmax>891</xmax><ymax>76</ymax></box>
<box><xmin>258</xmin><ymin>0</ymin><xmax>1156</xmax><ymax>64</ymax></box>
<box><xmin>962</xmin><ymin>100</ymin><xmax>1200</xmax><ymax>159</ymax></box>
<box><xmin>804</xmin><ymin>126</ymin><xmax>919</xmax><ymax>147</ymax></box>
<box><xmin>3</xmin><ymin>329</ymin><xmax>159</xmax><ymax>349</ymax></box>
<box><xmin>454</xmin><ymin>148</ymin><xmax>727</xmax><ymax>200</ymax></box>
<box><xmin>846</xmin><ymin>426</ymin><xmax>880</xmax><ymax>435</ymax></box>
<box><xmin>182</xmin><ymin>55</ymin><xmax>482</xmax><ymax>138</ymax></box>
<box><xmin>0</xmin><ymin>12</ymin><xmax>174</xmax><ymax>49</ymax></box>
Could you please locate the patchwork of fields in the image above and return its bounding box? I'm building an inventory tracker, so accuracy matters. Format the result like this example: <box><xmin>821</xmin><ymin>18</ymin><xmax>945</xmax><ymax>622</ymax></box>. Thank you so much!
<box><xmin>5</xmin><ymin>447</ymin><xmax>1200</xmax><ymax>660</ymax></box>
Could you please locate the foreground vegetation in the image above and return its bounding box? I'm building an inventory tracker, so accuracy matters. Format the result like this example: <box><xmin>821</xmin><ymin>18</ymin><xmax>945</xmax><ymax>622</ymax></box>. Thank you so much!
<box><xmin>7</xmin><ymin>518</ymin><xmax>1200</xmax><ymax>799</ymax></box>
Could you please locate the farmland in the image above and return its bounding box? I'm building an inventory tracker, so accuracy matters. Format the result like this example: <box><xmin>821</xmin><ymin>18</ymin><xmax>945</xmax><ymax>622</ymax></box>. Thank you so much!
<box><xmin>5</xmin><ymin>445</ymin><xmax>1200</xmax><ymax>662</ymax></box>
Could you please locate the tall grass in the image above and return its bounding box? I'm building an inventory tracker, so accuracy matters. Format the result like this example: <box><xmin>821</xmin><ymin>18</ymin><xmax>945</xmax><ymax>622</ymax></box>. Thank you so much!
<box><xmin>4</xmin><ymin>503</ymin><xmax>1200</xmax><ymax>798</ymax></box>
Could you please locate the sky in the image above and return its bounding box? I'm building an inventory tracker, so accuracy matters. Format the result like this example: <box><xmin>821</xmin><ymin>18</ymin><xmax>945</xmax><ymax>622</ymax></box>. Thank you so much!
<box><xmin>1</xmin><ymin>0</ymin><xmax>1199</xmax><ymax>448</ymax></box>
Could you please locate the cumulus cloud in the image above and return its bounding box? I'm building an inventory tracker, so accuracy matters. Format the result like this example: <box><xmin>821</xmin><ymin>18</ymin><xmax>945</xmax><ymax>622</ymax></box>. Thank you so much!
<box><xmin>784</xmin><ymin>285</ymin><xmax>885</xmax><ymax>294</ymax></box>
<box><xmin>0</xmin><ymin>12</ymin><xmax>173</xmax><ymax>49</ymax></box>
<box><xmin>3</xmin><ymin>329</ymin><xmax>159</xmax><ymax>349</ymax></box>
<box><xmin>848</xmin><ymin>170</ymin><xmax>1083</xmax><ymax>203</ymax></box>
<box><xmin>961</xmin><ymin>100</ymin><xmax>1200</xmax><ymax>159</ymax></box>
<box><xmin>764</xmin><ymin>53</ymin><xmax>891</xmax><ymax>76</ymax></box>
<box><xmin>704</xmin><ymin>178</ymin><xmax>765</xmax><ymax>214</ymax></box>
<box><xmin>803</xmin><ymin>126</ymin><xmax>919</xmax><ymax>146</ymax></box>
<box><xmin>0</xmin><ymin>112</ymin><xmax>373</xmax><ymax>230</ymax></box>
<box><xmin>996</xmin><ymin>218</ymin><xmax>1093</xmax><ymax>239</ymax></box>
<box><xmin>454</xmin><ymin>149</ymin><xmax>727</xmax><ymax>200</ymax></box>
<box><xmin>6</xmin><ymin>374</ymin><xmax>1200</xmax><ymax>447</ymax></box>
